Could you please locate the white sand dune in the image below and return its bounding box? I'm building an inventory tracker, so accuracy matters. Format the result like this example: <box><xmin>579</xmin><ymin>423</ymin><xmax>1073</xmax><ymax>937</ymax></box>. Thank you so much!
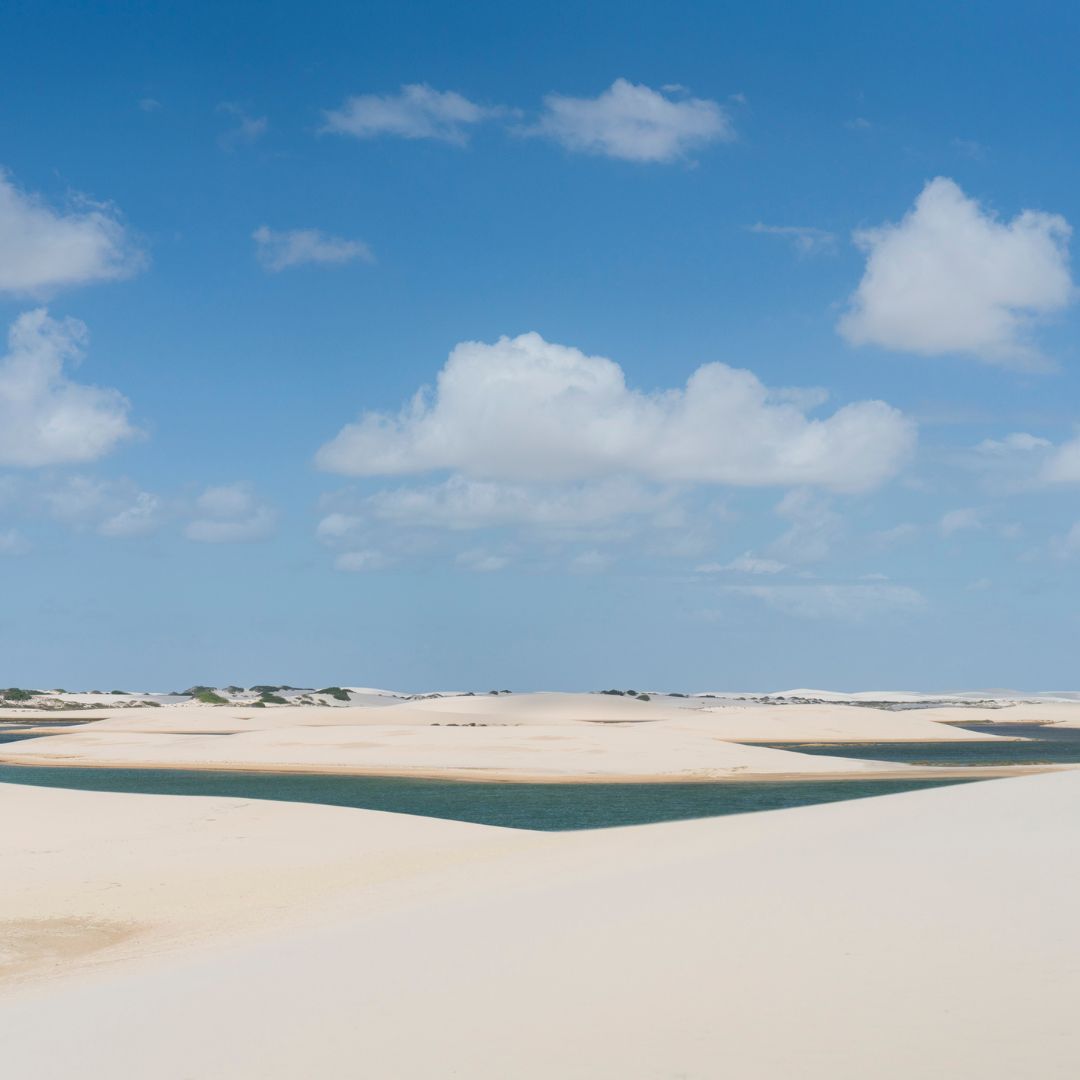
<box><xmin>2</xmin><ymin>771</ymin><xmax>1079</xmax><ymax>1078</ymax></box>
<box><xmin>1</xmin><ymin>694</ymin><xmax>1042</xmax><ymax>780</ymax></box>
<box><xmin>0</xmin><ymin>692</ymin><xmax>1042</xmax><ymax>782</ymax></box>
<box><xmin>0</xmin><ymin>719</ymin><xmax>922</xmax><ymax>779</ymax></box>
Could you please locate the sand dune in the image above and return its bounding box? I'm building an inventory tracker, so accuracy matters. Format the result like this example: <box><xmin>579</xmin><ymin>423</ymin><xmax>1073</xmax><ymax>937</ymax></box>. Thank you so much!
<box><xmin>0</xmin><ymin>718</ymin><xmax>923</xmax><ymax>779</ymax></box>
<box><xmin>0</xmin><ymin>694</ymin><xmax>1035</xmax><ymax>781</ymax></box>
<box><xmin>2</xmin><ymin>771</ymin><xmax>1079</xmax><ymax>1077</ymax></box>
<box><xmin>0</xmin><ymin>692</ymin><xmax>1042</xmax><ymax>781</ymax></box>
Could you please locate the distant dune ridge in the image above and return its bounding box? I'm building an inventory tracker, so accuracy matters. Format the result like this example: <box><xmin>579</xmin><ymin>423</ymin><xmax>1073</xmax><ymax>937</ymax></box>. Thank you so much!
<box><xmin>4</xmin><ymin>688</ymin><xmax>1078</xmax><ymax>781</ymax></box>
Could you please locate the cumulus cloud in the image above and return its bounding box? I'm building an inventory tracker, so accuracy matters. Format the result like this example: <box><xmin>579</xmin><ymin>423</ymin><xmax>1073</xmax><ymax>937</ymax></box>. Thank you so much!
<box><xmin>839</xmin><ymin>178</ymin><xmax>1074</xmax><ymax>366</ymax></box>
<box><xmin>1041</xmin><ymin>435</ymin><xmax>1080</xmax><ymax>485</ymax></box>
<box><xmin>317</xmin><ymin>332</ymin><xmax>914</xmax><ymax>494</ymax></box>
<box><xmin>39</xmin><ymin>475</ymin><xmax>160</xmax><ymax>537</ymax></box>
<box><xmin>967</xmin><ymin>430</ymin><xmax>1080</xmax><ymax>490</ymax></box>
<box><xmin>184</xmin><ymin>484</ymin><xmax>275</xmax><ymax>543</ymax></box>
<box><xmin>748</xmin><ymin>223</ymin><xmax>836</xmax><ymax>256</ymax></box>
<box><xmin>0</xmin><ymin>170</ymin><xmax>144</xmax><ymax>295</ymax></box>
<box><xmin>321</xmin><ymin>84</ymin><xmax>499</xmax><ymax>145</ymax></box>
<box><xmin>528</xmin><ymin>79</ymin><xmax>733</xmax><ymax>162</ymax></box>
<box><xmin>0</xmin><ymin>309</ymin><xmax>136</xmax><ymax>466</ymax></box>
<box><xmin>253</xmin><ymin>226</ymin><xmax>374</xmax><ymax>272</ymax></box>
<box><xmin>726</xmin><ymin>583</ymin><xmax>926</xmax><ymax>620</ymax></box>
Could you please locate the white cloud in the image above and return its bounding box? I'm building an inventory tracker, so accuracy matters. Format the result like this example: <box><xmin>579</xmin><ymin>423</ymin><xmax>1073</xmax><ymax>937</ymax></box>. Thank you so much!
<box><xmin>253</xmin><ymin>226</ymin><xmax>374</xmax><ymax>272</ymax></box>
<box><xmin>335</xmin><ymin>549</ymin><xmax>391</xmax><ymax>572</ymax></box>
<box><xmin>940</xmin><ymin>507</ymin><xmax>982</xmax><ymax>537</ymax></box>
<box><xmin>696</xmin><ymin>552</ymin><xmax>787</xmax><ymax>574</ymax></box>
<box><xmin>457</xmin><ymin>548</ymin><xmax>510</xmax><ymax>572</ymax></box>
<box><xmin>38</xmin><ymin>476</ymin><xmax>161</xmax><ymax>537</ymax></box>
<box><xmin>317</xmin><ymin>332</ymin><xmax>914</xmax><ymax>494</ymax></box>
<box><xmin>217</xmin><ymin>103</ymin><xmax>268</xmax><ymax>149</ymax></box>
<box><xmin>1041</xmin><ymin>434</ymin><xmax>1080</xmax><ymax>485</ymax></box>
<box><xmin>98</xmin><ymin>492</ymin><xmax>161</xmax><ymax>537</ymax></box>
<box><xmin>316</xmin><ymin>512</ymin><xmax>365</xmax><ymax>541</ymax></box>
<box><xmin>748</xmin><ymin>224</ymin><xmax>836</xmax><ymax>256</ymax></box>
<box><xmin>184</xmin><ymin>484</ymin><xmax>275</xmax><ymax>543</ymax></box>
<box><xmin>528</xmin><ymin>79</ymin><xmax>733</xmax><ymax>162</ymax></box>
<box><xmin>967</xmin><ymin>431</ymin><xmax>1080</xmax><ymax>490</ymax></box>
<box><xmin>0</xmin><ymin>310</ymin><xmax>136</xmax><ymax>466</ymax></box>
<box><xmin>726</xmin><ymin>583</ymin><xmax>926</xmax><ymax>620</ymax></box>
<box><xmin>839</xmin><ymin>177</ymin><xmax>1074</xmax><ymax>366</ymax></box>
<box><xmin>321</xmin><ymin>84</ymin><xmax>499</xmax><ymax>145</ymax></box>
<box><xmin>0</xmin><ymin>170</ymin><xmax>144</xmax><ymax>295</ymax></box>
<box><xmin>365</xmin><ymin>475</ymin><xmax>673</xmax><ymax>530</ymax></box>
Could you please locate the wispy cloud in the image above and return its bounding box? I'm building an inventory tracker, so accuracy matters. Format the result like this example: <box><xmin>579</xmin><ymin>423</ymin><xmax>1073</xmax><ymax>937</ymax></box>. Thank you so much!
<box><xmin>748</xmin><ymin>223</ymin><xmax>836</xmax><ymax>256</ymax></box>
<box><xmin>253</xmin><ymin>226</ymin><xmax>374</xmax><ymax>272</ymax></box>
<box><xmin>217</xmin><ymin>103</ymin><xmax>268</xmax><ymax>150</ymax></box>
<box><xmin>726</xmin><ymin>583</ymin><xmax>926</xmax><ymax>620</ymax></box>
<box><xmin>321</xmin><ymin>84</ymin><xmax>501</xmax><ymax>145</ymax></box>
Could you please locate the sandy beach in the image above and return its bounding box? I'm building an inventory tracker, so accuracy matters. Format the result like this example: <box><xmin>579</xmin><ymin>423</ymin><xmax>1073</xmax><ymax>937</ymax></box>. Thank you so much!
<box><xmin>2</xmin><ymin>768</ymin><xmax>1079</xmax><ymax>1078</ymax></box>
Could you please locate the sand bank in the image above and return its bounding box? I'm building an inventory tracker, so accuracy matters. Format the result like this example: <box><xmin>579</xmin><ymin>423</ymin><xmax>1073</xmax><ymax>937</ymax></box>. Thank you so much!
<box><xmin>0</xmin><ymin>693</ymin><xmax>1044</xmax><ymax>783</ymax></box>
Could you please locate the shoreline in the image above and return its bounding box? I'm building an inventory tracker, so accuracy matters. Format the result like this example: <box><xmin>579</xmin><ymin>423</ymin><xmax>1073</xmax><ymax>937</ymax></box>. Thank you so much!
<box><xmin>0</xmin><ymin>754</ymin><xmax>1066</xmax><ymax>784</ymax></box>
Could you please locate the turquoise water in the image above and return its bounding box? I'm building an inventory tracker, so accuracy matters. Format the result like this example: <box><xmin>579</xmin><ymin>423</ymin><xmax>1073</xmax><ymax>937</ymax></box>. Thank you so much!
<box><xmin>752</xmin><ymin>723</ymin><xmax>1080</xmax><ymax>767</ymax></box>
<box><xmin>0</xmin><ymin>763</ymin><xmax>976</xmax><ymax>831</ymax></box>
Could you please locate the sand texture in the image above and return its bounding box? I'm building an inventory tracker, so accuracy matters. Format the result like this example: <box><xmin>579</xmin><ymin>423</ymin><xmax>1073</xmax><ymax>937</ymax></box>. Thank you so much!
<box><xmin>2</xmin><ymin>770</ymin><xmax>1079</xmax><ymax>1078</ymax></box>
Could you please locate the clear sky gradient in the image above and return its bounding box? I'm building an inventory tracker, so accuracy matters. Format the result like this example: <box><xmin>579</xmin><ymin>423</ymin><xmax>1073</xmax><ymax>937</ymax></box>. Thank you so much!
<box><xmin>2</xmin><ymin>1</ymin><xmax>1079</xmax><ymax>691</ymax></box>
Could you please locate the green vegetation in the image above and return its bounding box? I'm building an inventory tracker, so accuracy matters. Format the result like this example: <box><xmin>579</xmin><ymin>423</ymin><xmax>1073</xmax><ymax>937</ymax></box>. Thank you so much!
<box><xmin>637</xmin><ymin>693</ymin><xmax>650</xmax><ymax>701</ymax></box>
<box><xmin>259</xmin><ymin>692</ymin><xmax>287</xmax><ymax>705</ymax></box>
<box><xmin>110</xmin><ymin>690</ymin><xmax>129</xmax><ymax>695</ymax></box>
<box><xmin>2</xmin><ymin>688</ymin><xmax>38</xmax><ymax>702</ymax></box>
<box><xmin>193</xmin><ymin>689</ymin><xmax>227</xmax><ymax>705</ymax></box>
<box><xmin>317</xmin><ymin>686</ymin><xmax>350</xmax><ymax>702</ymax></box>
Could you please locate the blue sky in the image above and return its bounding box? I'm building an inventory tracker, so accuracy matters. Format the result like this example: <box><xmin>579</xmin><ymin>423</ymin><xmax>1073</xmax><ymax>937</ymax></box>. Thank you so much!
<box><xmin>2</xmin><ymin>0</ymin><xmax>1080</xmax><ymax>690</ymax></box>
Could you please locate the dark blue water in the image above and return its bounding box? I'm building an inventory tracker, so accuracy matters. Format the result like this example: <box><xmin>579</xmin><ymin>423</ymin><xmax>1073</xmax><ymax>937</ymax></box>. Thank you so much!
<box><xmin>753</xmin><ymin>723</ymin><xmax>1080</xmax><ymax>766</ymax></box>
<box><xmin>0</xmin><ymin>763</ymin><xmax>976</xmax><ymax>832</ymax></box>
